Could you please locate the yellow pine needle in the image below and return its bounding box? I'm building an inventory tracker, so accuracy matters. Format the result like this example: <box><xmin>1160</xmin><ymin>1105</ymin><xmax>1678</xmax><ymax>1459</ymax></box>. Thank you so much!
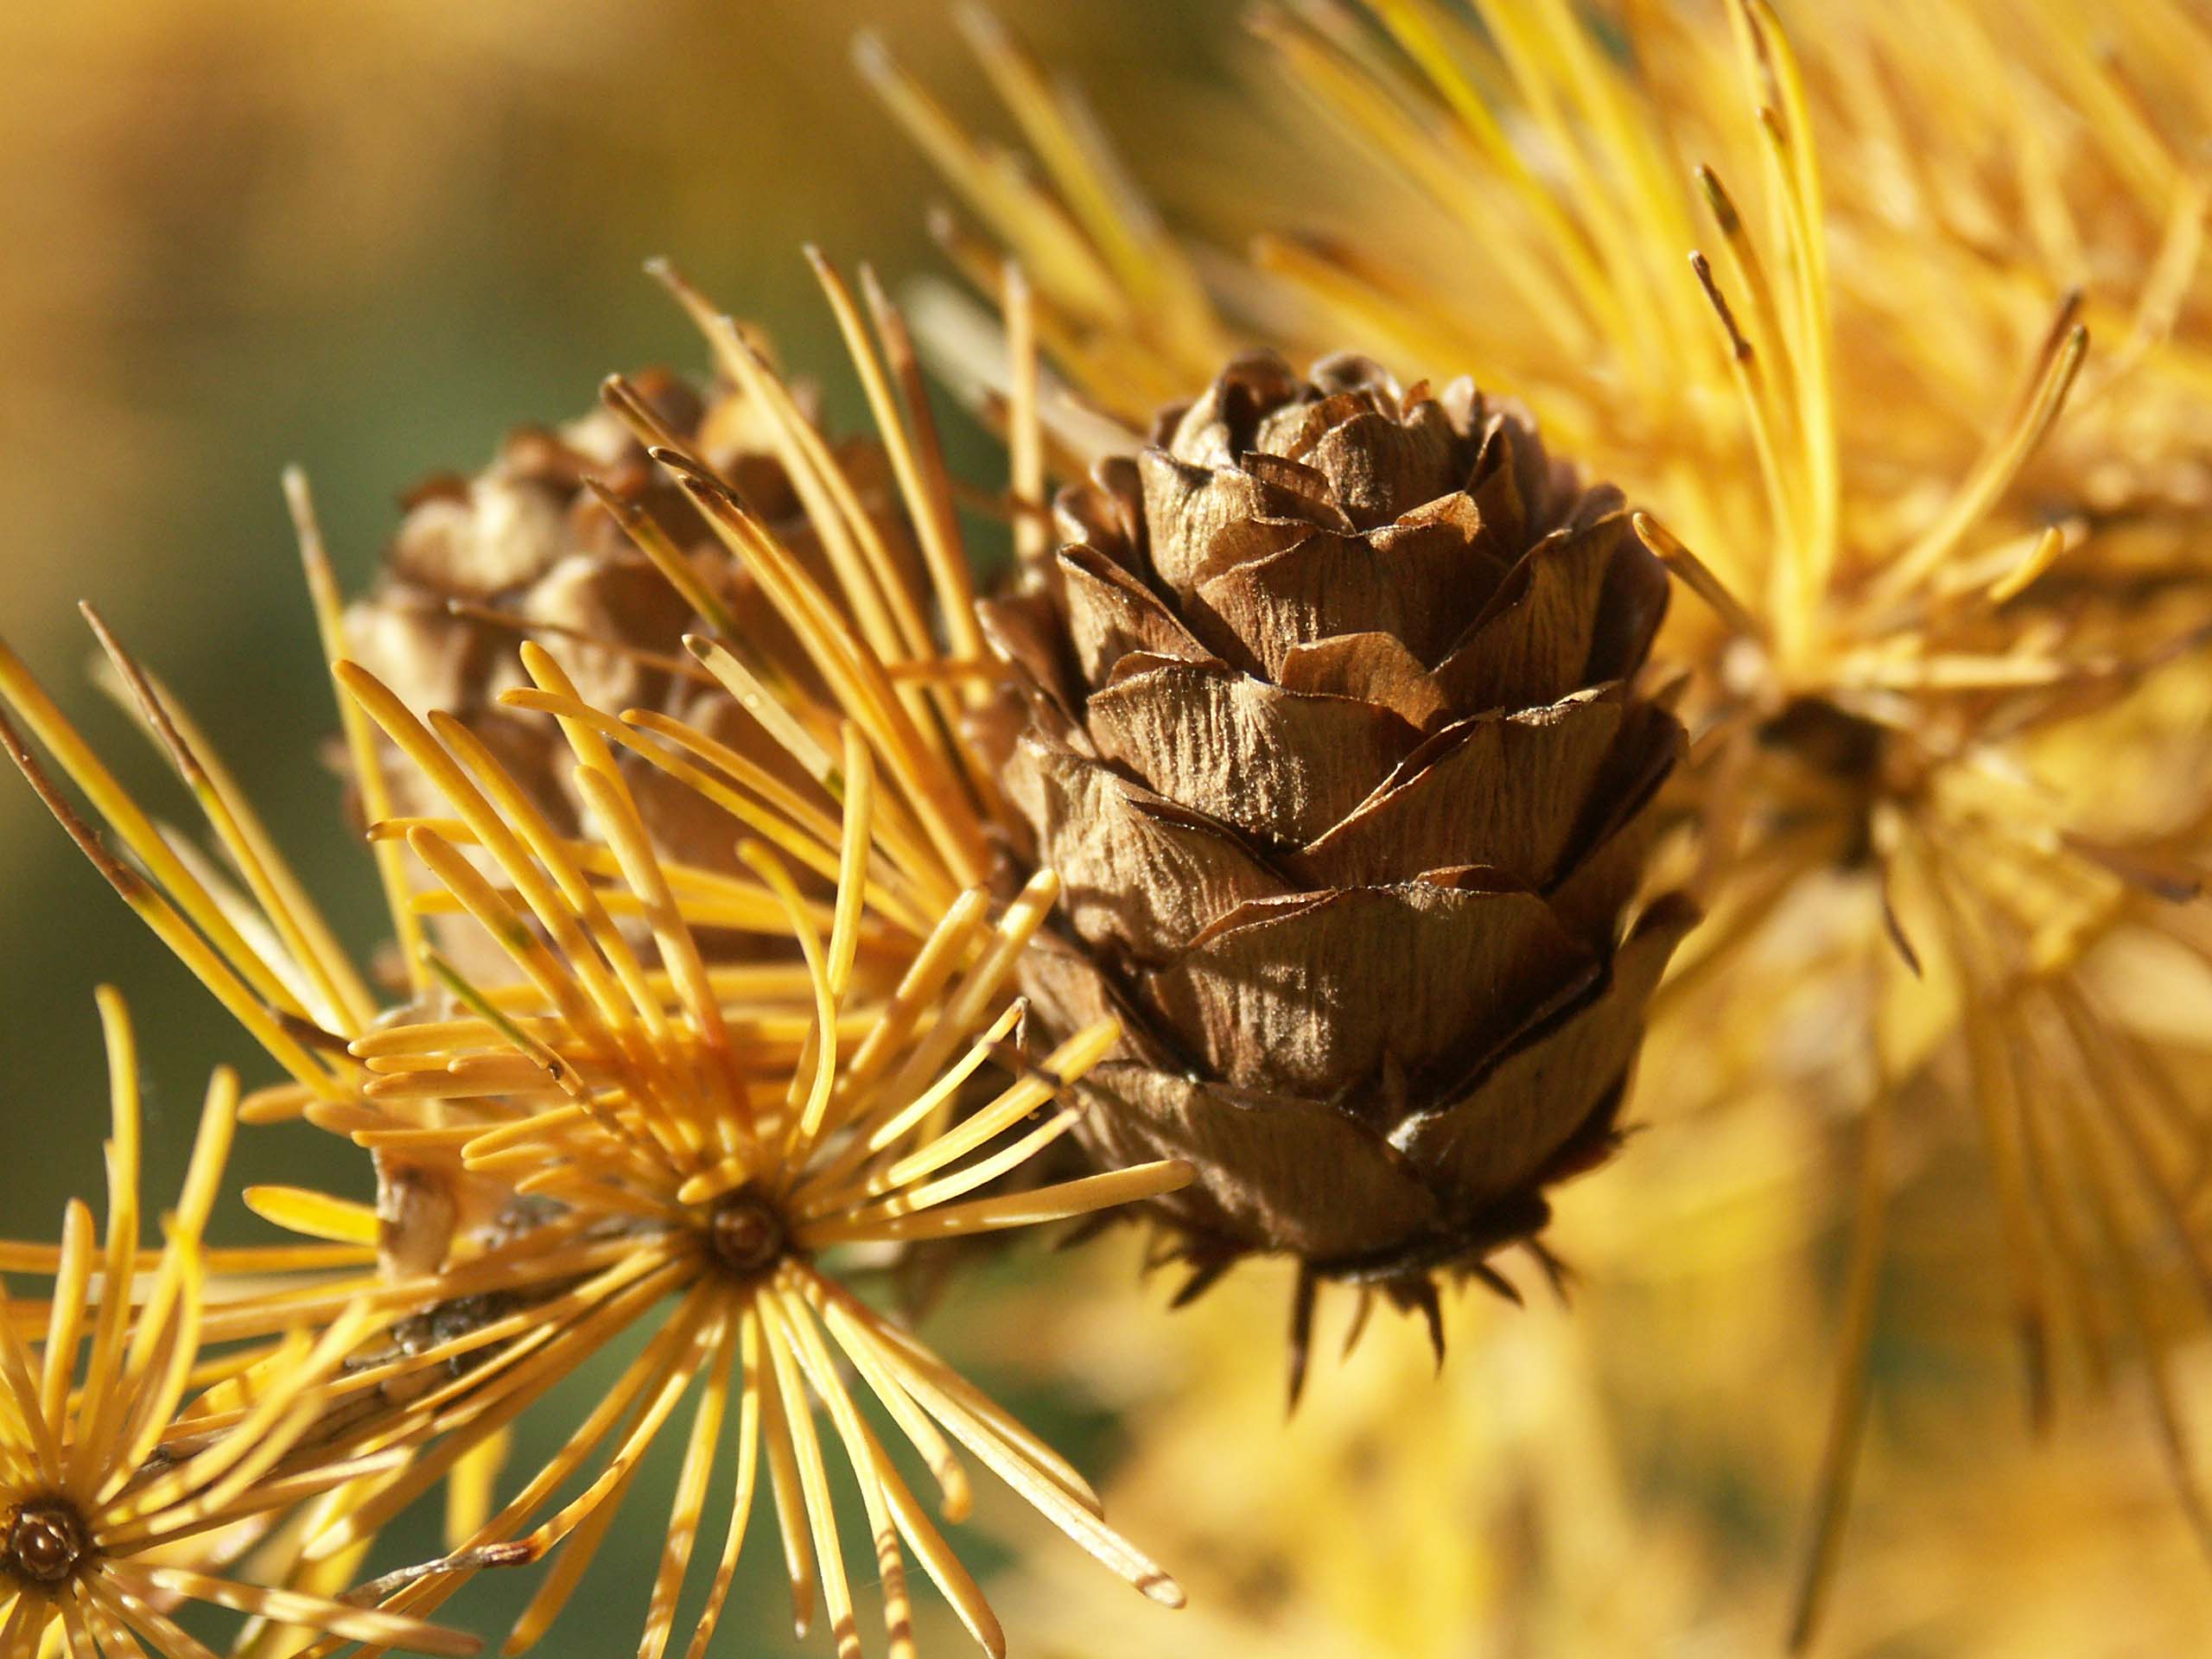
<box><xmin>576</xmin><ymin>765</ymin><xmax>747</xmax><ymax>1123</ymax></box>
<box><xmin>1831</xmin><ymin>651</ymin><xmax>2091</xmax><ymax>692</ymax></box>
<box><xmin>391</xmin><ymin>837</ymin><xmax>833</xmax><ymax>940</ymax></box>
<box><xmin>1915</xmin><ymin>521</ymin><xmax>2076</xmax><ymax>608</ymax></box>
<box><xmin>1255</xmin><ymin>227</ymin><xmax>1547</xmax><ymax>418</ymax></box>
<box><xmin>338</xmin><ymin>662</ymin><xmax>688</xmax><ymax>1081</ymax></box>
<box><xmin>2024</xmin><ymin>998</ymin><xmax>2212</xmax><ymax>1547</ymax></box>
<box><xmin>578</xmin><ymin>474</ymin><xmax>743</xmax><ymax>642</ymax></box>
<box><xmin>242</xmin><ymin>1188</ymin><xmax>381</xmax><ymax>1248</ymax></box>
<box><xmin>635</xmin><ymin>1312</ymin><xmax>734</xmax><ymax>1659</ymax></box>
<box><xmin>1874</xmin><ymin>295</ymin><xmax>2092</xmax><ymax>603</ymax></box>
<box><xmin>834</xmin><ymin>887</ymin><xmax>994</xmax><ymax>1109</ymax></box>
<box><xmin>823</xmin><ymin>731</ymin><xmax>870</xmax><ymax>998</ymax></box>
<box><xmin>1470</xmin><ymin>0</ymin><xmax>1677</xmax><ymax>389</ymax></box>
<box><xmin>1788</xmin><ymin>975</ymin><xmax>1898</xmax><ymax>1649</ymax></box>
<box><xmin>486</xmin><ymin>683</ymin><xmax>876</xmax><ymax>918</ymax></box>
<box><xmin>86</xmin><ymin>639</ymin><xmax>374</xmax><ymax>1034</ymax></box>
<box><xmin>829</xmin><ymin>1316</ymin><xmax>976</xmax><ymax>1528</ymax></box>
<box><xmin>926</xmin><ymin>208</ymin><xmax>1195</xmax><ymax>426</ymax></box>
<box><xmin>1731</xmin><ymin>0</ymin><xmax>1840</xmax><ymax>588</ymax></box>
<box><xmin>734</xmin><ymin>840</ymin><xmax>839</xmax><ymax>1172</ymax></box>
<box><xmin>443</xmin><ymin>1432</ymin><xmax>512</xmax><ymax>1562</ymax></box>
<box><xmin>648</xmin><ymin>272</ymin><xmax>931</xmax><ymax>673</ymax></box>
<box><xmin>2050</xmin><ymin>983</ymin><xmax>2212</xmax><ymax>1312</ymax></box>
<box><xmin>38</xmin><ymin>1202</ymin><xmax>94</xmax><ymax>1440</ymax></box>
<box><xmin>72</xmin><ymin>988</ymin><xmax>143</xmax><ymax>1491</ymax></box>
<box><xmin>620</xmin><ymin>708</ymin><xmax>847</xmax><ymax>864</ymax></box>
<box><xmin>289</xmin><ymin>467</ymin><xmax>428</xmax><ymax>996</ymax></box>
<box><xmin>428</xmin><ymin>713</ymin><xmax>689</xmax><ymax>1081</ymax></box>
<box><xmin>953</xmin><ymin>3</ymin><xmax>1218</xmax><ymax>373</ymax></box>
<box><xmin>0</xmin><ymin>687</ymin><xmax>351</xmax><ymax>1103</ymax></box>
<box><xmin>1693</xmin><ymin>162</ymin><xmax>1808</xmax><ymax>555</ymax></box>
<box><xmin>675</xmin><ymin>1309</ymin><xmax>762</xmax><ymax>1659</ymax></box>
<box><xmin>1921</xmin><ymin>844</ymin><xmax>2056</xmax><ymax>1427</ymax></box>
<box><xmin>871</xmin><ymin>868</ymin><xmax>1061</xmax><ymax>1127</ymax></box>
<box><xmin>1690</xmin><ymin>249</ymin><xmax>1807</xmax><ymax>641</ymax></box>
<box><xmin>760</xmin><ymin>1298</ymin><xmax>862</xmax><ymax>1659</ymax></box>
<box><xmin>803</xmin><ymin>1161</ymin><xmax>1193</xmax><ymax>1249</ymax></box>
<box><xmin>823</xmin><ymin>1294</ymin><xmax>1181</xmax><ymax>1607</ymax></box>
<box><xmin>122</xmin><ymin>1564</ymin><xmax>476</xmax><ymax>1658</ymax></box>
<box><xmin>496</xmin><ymin>1300</ymin><xmax>721</xmax><ymax>1655</ymax></box>
<box><xmin>1002</xmin><ymin>260</ymin><xmax>1049</xmax><ymax>566</ymax></box>
<box><xmin>510</xmin><ymin>639</ymin><xmax>625</xmax><ymax>786</ymax></box>
<box><xmin>1986</xmin><ymin>524</ymin><xmax>2070</xmax><ymax>606</ymax></box>
<box><xmin>300</xmin><ymin>1259</ymin><xmax>693</xmax><ymax>1567</ymax></box>
<box><xmin>852</xmin><ymin>28</ymin><xmax>1128</xmax><ymax>327</ymax></box>
<box><xmin>653</xmin><ymin>249</ymin><xmax>997</xmax><ymax>846</ymax></box>
<box><xmin>813</xmin><ymin>251</ymin><xmax>985</xmax><ymax>671</ymax></box>
<box><xmin>0</xmin><ymin>998</ymin><xmax>477</xmax><ymax>1657</ymax></box>
<box><xmin>1632</xmin><ymin>512</ymin><xmax>1768</xmax><ymax>645</ymax></box>
<box><xmin>791</xmin><ymin>1001</ymin><xmax>1024</xmax><ymax>1211</ymax></box>
<box><xmin>283</xmin><ymin>721</ymin><xmax>1192</xmax><ymax>1655</ymax></box>
<box><xmin>868</xmin><ymin>1018</ymin><xmax>1119</xmax><ymax>1197</ymax></box>
<box><xmin>771</xmin><ymin>1287</ymin><xmax>925</xmax><ymax>1659</ymax></box>
<box><xmin>845</xmin><ymin>1102</ymin><xmax>1087</xmax><ymax>1230</ymax></box>
<box><xmin>0</xmin><ymin>645</ymin><xmax>321</xmax><ymax>1026</ymax></box>
<box><xmin>83</xmin><ymin>614</ymin><xmax>366</xmax><ymax>1039</ymax></box>
<box><xmin>0</xmin><ymin>640</ymin><xmax>315</xmax><ymax>1027</ymax></box>
<box><xmin>406</xmin><ymin>830</ymin><xmax>620</xmax><ymax>1084</ymax></box>
<box><xmin>115</xmin><ymin>1311</ymin><xmax>370</xmax><ymax>1531</ymax></box>
<box><xmin>438</xmin><ymin>591</ymin><xmax>721</xmax><ymax>689</ymax></box>
<box><xmin>754</xmin><ymin>1315</ymin><xmax>818</xmax><ymax>1641</ymax></box>
<box><xmin>855</xmin><ymin>1302</ymin><xmax>1103</xmax><ymax>1515</ymax></box>
<box><xmin>1342</xmin><ymin>0</ymin><xmax>1609</xmax><ymax>353</ymax></box>
<box><xmin>681</xmin><ymin>634</ymin><xmax>842</xmax><ymax>790</ymax></box>
<box><xmin>614</xmin><ymin>409</ymin><xmax>988</xmax><ymax>895</ymax></box>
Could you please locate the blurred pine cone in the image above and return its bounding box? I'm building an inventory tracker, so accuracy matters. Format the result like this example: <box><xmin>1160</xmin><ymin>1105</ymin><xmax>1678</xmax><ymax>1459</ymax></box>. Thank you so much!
<box><xmin>343</xmin><ymin>368</ymin><xmax>899</xmax><ymax>973</ymax></box>
<box><xmin>980</xmin><ymin>352</ymin><xmax>1695</xmax><ymax>1342</ymax></box>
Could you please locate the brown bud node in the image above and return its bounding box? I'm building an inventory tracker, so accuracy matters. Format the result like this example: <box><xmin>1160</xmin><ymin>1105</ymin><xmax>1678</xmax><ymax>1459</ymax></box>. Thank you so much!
<box><xmin>708</xmin><ymin>1186</ymin><xmax>790</xmax><ymax>1281</ymax></box>
<box><xmin>4</xmin><ymin>1498</ymin><xmax>88</xmax><ymax>1586</ymax></box>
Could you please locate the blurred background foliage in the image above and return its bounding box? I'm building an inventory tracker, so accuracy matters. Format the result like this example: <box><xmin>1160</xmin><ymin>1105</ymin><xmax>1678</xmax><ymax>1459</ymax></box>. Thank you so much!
<box><xmin>4</xmin><ymin>3</ymin><xmax>2211</xmax><ymax>1656</ymax></box>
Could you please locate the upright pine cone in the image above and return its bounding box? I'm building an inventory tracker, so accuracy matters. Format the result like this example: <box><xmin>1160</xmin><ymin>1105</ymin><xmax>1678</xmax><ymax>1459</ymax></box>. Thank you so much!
<box><xmin>981</xmin><ymin>353</ymin><xmax>1694</xmax><ymax>1361</ymax></box>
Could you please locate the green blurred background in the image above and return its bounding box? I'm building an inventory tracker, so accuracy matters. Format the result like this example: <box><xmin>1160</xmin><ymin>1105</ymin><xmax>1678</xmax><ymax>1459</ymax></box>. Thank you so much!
<box><xmin>0</xmin><ymin>3</ymin><xmax>1236</xmax><ymax>1649</ymax></box>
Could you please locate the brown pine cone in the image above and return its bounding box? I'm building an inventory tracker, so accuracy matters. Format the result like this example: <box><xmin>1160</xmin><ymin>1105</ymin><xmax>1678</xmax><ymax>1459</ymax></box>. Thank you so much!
<box><xmin>979</xmin><ymin>352</ymin><xmax>1694</xmax><ymax>1350</ymax></box>
<box><xmin>341</xmin><ymin>369</ymin><xmax>899</xmax><ymax>973</ymax></box>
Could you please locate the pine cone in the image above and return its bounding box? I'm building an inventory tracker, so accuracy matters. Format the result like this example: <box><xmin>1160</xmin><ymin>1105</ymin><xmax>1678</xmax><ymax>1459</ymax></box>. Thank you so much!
<box><xmin>980</xmin><ymin>352</ymin><xmax>1694</xmax><ymax>1335</ymax></box>
<box><xmin>342</xmin><ymin>370</ymin><xmax>895</xmax><ymax>972</ymax></box>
